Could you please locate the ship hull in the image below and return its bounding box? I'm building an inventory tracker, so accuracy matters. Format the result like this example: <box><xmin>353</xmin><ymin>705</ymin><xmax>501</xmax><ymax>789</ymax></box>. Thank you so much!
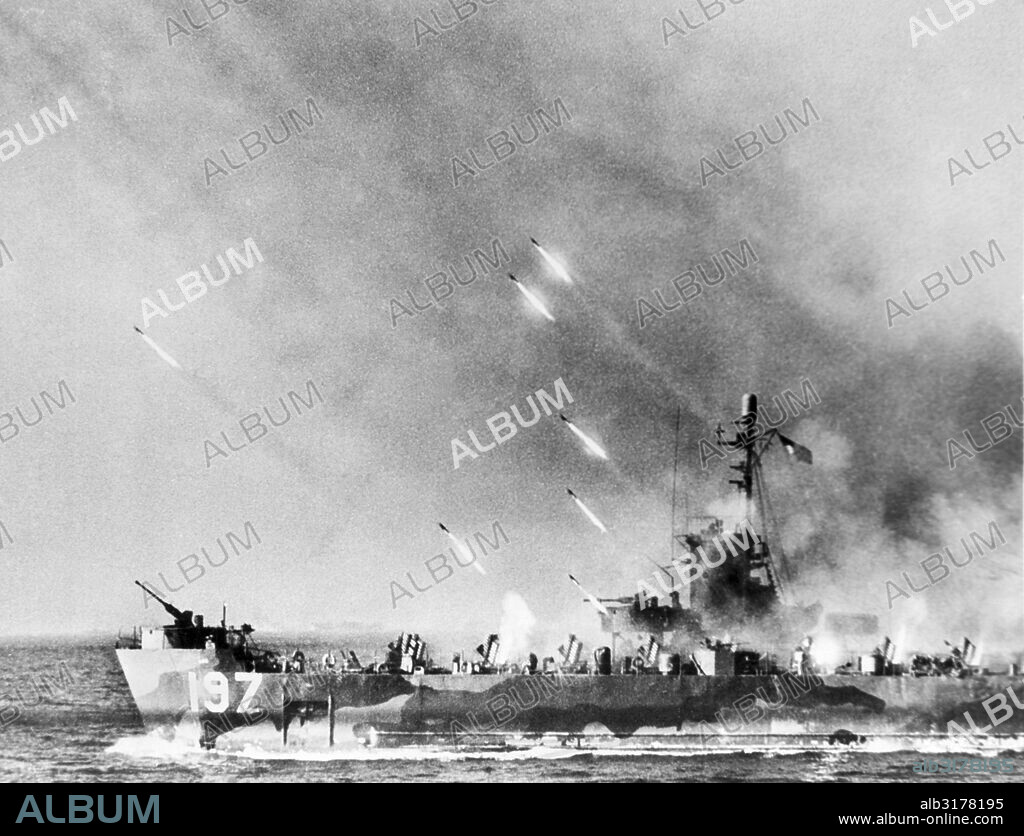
<box><xmin>116</xmin><ymin>649</ymin><xmax>1024</xmax><ymax>750</ymax></box>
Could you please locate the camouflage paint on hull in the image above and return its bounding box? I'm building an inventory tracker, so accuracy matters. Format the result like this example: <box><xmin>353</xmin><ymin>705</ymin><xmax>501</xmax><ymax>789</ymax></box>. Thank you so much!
<box><xmin>116</xmin><ymin>649</ymin><xmax>1024</xmax><ymax>750</ymax></box>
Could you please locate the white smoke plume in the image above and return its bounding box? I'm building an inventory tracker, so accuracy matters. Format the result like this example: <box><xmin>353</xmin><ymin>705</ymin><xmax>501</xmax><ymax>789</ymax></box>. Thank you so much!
<box><xmin>495</xmin><ymin>592</ymin><xmax>537</xmax><ymax>664</ymax></box>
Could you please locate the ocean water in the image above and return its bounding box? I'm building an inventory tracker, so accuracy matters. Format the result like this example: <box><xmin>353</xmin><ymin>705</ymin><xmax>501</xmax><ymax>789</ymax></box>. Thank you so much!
<box><xmin>1</xmin><ymin>639</ymin><xmax>1022</xmax><ymax>784</ymax></box>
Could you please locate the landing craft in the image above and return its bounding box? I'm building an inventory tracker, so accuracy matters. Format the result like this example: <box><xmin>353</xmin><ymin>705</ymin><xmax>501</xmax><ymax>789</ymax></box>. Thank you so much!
<box><xmin>115</xmin><ymin>391</ymin><xmax>1024</xmax><ymax>751</ymax></box>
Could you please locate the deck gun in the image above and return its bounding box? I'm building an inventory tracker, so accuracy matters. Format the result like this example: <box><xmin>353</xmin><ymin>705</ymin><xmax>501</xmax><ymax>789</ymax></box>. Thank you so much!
<box><xmin>135</xmin><ymin>580</ymin><xmax>193</xmax><ymax>628</ymax></box>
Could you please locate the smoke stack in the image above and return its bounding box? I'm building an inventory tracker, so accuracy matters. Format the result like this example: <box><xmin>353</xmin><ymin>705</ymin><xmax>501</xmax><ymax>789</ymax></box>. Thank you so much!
<box><xmin>741</xmin><ymin>393</ymin><xmax>758</xmax><ymax>422</ymax></box>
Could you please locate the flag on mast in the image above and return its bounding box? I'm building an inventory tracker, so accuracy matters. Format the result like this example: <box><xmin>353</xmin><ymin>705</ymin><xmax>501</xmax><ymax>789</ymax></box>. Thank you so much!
<box><xmin>778</xmin><ymin>433</ymin><xmax>812</xmax><ymax>464</ymax></box>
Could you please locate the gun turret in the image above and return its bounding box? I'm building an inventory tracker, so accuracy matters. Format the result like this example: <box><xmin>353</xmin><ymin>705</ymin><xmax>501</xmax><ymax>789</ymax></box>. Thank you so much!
<box><xmin>135</xmin><ymin>580</ymin><xmax>191</xmax><ymax>626</ymax></box>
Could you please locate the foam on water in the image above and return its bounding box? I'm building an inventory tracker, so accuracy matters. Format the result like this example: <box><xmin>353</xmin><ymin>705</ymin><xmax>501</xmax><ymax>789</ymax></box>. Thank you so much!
<box><xmin>107</xmin><ymin>729</ymin><xmax>205</xmax><ymax>760</ymax></box>
<box><xmin>221</xmin><ymin>744</ymin><xmax>584</xmax><ymax>762</ymax></box>
<box><xmin>105</xmin><ymin>728</ymin><xmax>1024</xmax><ymax>764</ymax></box>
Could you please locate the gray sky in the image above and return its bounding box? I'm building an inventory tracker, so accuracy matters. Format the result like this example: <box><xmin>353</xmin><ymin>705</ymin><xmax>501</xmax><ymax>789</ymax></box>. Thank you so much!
<box><xmin>0</xmin><ymin>1</ymin><xmax>1020</xmax><ymax>656</ymax></box>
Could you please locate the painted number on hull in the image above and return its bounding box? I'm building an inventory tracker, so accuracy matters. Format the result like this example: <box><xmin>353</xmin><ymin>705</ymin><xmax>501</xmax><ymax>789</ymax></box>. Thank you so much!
<box><xmin>187</xmin><ymin>671</ymin><xmax>263</xmax><ymax>713</ymax></box>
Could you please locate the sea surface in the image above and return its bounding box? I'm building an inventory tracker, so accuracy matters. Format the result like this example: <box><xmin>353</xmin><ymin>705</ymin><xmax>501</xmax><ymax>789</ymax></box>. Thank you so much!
<box><xmin>1</xmin><ymin>638</ymin><xmax>1022</xmax><ymax>784</ymax></box>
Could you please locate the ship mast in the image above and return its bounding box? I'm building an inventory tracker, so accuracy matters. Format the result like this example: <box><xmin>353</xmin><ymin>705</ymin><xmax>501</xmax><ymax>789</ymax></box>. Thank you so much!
<box><xmin>727</xmin><ymin>393</ymin><xmax>758</xmax><ymax>522</ymax></box>
<box><xmin>720</xmin><ymin>393</ymin><xmax>789</xmax><ymax>605</ymax></box>
<box><xmin>670</xmin><ymin>406</ymin><xmax>681</xmax><ymax>562</ymax></box>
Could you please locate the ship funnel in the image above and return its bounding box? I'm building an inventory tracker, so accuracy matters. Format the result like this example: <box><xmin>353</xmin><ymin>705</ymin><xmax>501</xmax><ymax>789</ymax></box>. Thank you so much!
<box><xmin>741</xmin><ymin>393</ymin><xmax>758</xmax><ymax>421</ymax></box>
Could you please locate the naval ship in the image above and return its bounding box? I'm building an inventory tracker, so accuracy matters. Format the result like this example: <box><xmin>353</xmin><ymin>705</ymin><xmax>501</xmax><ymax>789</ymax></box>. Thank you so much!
<box><xmin>115</xmin><ymin>394</ymin><xmax>1024</xmax><ymax>751</ymax></box>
